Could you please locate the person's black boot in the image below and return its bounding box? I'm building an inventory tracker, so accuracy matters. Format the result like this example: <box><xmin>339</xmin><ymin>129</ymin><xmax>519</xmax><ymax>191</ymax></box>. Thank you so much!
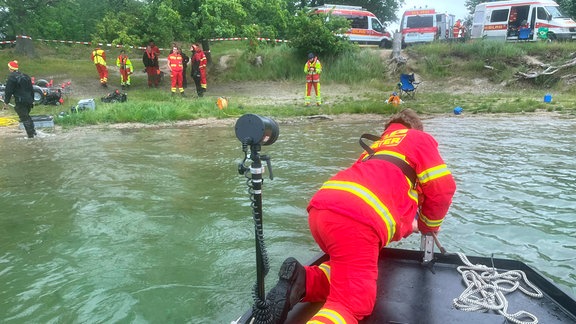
<box><xmin>23</xmin><ymin>119</ymin><xmax>36</xmax><ymax>138</ymax></box>
<box><xmin>265</xmin><ymin>257</ymin><xmax>306</xmax><ymax>324</ymax></box>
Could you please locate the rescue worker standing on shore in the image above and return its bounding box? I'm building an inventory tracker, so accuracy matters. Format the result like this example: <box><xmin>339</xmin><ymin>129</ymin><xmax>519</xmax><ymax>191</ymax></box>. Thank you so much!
<box><xmin>453</xmin><ymin>19</ymin><xmax>464</xmax><ymax>38</ymax></box>
<box><xmin>190</xmin><ymin>43</ymin><xmax>207</xmax><ymax>97</ymax></box>
<box><xmin>167</xmin><ymin>45</ymin><xmax>184</xmax><ymax>96</ymax></box>
<box><xmin>116</xmin><ymin>50</ymin><xmax>133</xmax><ymax>89</ymax></box>
<box><xmin>180</xmin><ymin>47</ymin><xmax>190</xmax><ymax>89</ymax></box>
<box><xmin>265</xmin><ymin>108</ymin><xmax>457</xmax><ymax>324</ymax></box>
<box><xmin>3</xmin><ymin>60</ymin><xmax>37</xmax><ymax>138</ymax></box>
<box><xmin>304</xmin><ymin>52</ymin><xmax>322</xmax><ymax>106</ymax></box>
<box><xmin>91</xmin><ymin>46</ymin><xmax>108</xmax><ymax>87</ymax></box>
<box><xmin>143</xmin><ymin>44</ymin><xmax>160</xmax><ymax>88</ymax></box>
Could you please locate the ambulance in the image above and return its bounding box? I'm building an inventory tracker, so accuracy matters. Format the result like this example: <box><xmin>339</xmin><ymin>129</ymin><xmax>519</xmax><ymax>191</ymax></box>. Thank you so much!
<box><xmin>314</xmin><ymin>4</ymin><xmax>393</xmax><ymax>48</ymax></box>
<box><xmin>470</xmin><ymin>0</ymin><xmax>576</xmax><ymax>41</ymax></box>
<box><xmin>400</xmin><ymin>8</ymin><xmax>458</xmax><ymax>46</ymax></box>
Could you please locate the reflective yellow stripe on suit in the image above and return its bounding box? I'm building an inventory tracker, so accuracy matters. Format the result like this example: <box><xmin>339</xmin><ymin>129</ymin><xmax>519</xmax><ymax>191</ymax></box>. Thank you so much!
<box><xmin>419</xmin><ymin>212</ymin><xmax>443</xmax><ymax>228</ymax></box>
<box><xmin>320</xmin><ymin>180</ymin><xmax>396</xmax><ymax>245</ymax></box>
<box><xmin>308</xmin><ymin>308</ymin><xmax>347</xmax><ymax>324</ymax></box>
<box><xmin>418</xmin><ymin>164</ymin><xmax>451</xmax><ymax>184</ymax></box>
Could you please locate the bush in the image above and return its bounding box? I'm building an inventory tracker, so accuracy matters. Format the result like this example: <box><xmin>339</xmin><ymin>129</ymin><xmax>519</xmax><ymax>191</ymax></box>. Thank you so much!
<box><xmin>287</xmin><ymin>9</ymin><xmax>354</xmax><ymax>58</ymax></box>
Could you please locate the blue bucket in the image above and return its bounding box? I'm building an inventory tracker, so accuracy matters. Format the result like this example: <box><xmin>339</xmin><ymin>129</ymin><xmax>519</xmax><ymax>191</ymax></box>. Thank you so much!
<box><xmin>544</xmin><ymin>93</ymin><xmax>552</xmax><ymax>103</ymax></box>
<box><xmin>453</xmin><ymin>106</ymin><xmax>463</xmax><ymax>115</ymax></box>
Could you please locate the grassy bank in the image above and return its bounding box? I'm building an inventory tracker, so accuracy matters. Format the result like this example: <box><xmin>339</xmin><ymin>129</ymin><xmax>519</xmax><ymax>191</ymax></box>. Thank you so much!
<box><xmin>1</xmin><ymin>40</ymin><xmax>575</xmax><ymax>129</ymax></box>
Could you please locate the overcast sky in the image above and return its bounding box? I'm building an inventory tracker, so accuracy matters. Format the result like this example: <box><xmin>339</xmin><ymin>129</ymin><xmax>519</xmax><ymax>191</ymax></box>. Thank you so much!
<box><xmin>388</xmin><ymin>0</ymin><xmax>471</xmax><ymax>32</ymax></box>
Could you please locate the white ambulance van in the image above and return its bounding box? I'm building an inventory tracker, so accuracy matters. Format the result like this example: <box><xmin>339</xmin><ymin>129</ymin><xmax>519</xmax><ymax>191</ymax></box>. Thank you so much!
<box><xmin>470</xmin><ymin>0</ymin><xmax>576</xmax><ymax>41</ymax></box>
<box><xmin>400</xmin><ymin>8</ymin><xmax>457</xmax><ymax>46</ymax></box>
<box><xmin>400</xmin><ymin>8</ymin><xmax>439</xmax><ymax>45</ymax></box>
<box><xmin>314</xmin><ymin>4</ymin><xmax>393</xmax><ymax>48</ymax></box>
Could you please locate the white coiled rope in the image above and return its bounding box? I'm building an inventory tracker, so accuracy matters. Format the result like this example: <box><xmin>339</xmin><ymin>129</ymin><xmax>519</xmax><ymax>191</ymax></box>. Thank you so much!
<box><xmin>453</xmin><ymin>252</ymin><xmax>544</xmax><ymax>324</ymax></box>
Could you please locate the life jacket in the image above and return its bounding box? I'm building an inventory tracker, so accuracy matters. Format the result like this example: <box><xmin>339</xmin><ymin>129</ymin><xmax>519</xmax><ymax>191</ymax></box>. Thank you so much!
<box><xmin>192</xmin><ymin>50</ymin><xmax>207</xmax><ymax>74</ymax></box>
<box><xmin>305</xmin><ymin>58</ymin><xmax>322</xmax><ymax>82</ymax></box>
<box><xmin>143</xmin><ymin>49</ymin><xmax>158</xmax><ymax>67</ymax></box>
<box><xmin>116</xmin><ymin>55</ymin><xmax>132</xmax><ymax>72</ymax></box>
<box><xmin>388</xmin><ymin>95</ymin><xmax>401</xmax><ymax>104</ymax></box>
<box><xmin>92</xmin><ymin>49</ymin><xmax>106</xmax><ymax>65</ymax></box>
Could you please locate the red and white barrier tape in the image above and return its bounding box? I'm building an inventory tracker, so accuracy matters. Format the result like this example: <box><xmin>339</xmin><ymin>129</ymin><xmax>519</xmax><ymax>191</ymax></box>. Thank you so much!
<box><xmin>1</xmin><ymin>35</ymin><xmax>289</xmax><ymax>49</ymax></box>
<box><xmin>208</xmin><ymin>37</ymin><xmax>288</xmax><ymax>42</ymax></box>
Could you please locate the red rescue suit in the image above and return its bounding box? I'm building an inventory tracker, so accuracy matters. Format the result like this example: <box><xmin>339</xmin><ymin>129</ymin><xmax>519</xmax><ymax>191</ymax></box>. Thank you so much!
<box><xmin>91</xmin><ymin>48</ymin><xmax>108</xmax><ymax>86</ymax></box>
<box><xmin>305</xmin><ymin>123</ymin><xmax>457</xmax><ymax>323</ymax></box>
<box><xmin>453</xmin><ymin>20</ymin><xmax>463</xmax><ymax>38</ymax></box>
<box><xmin>304</xmin><ymin>57</ymin><xmax>322</xmax><ymax>105</ymax></box>
<box><xmin>167</xmin><ymin>52</ymin><xmax>184</xmax><ymax>93</ymax></box>
<box><xmin>191</xmin><ymin>45</ymin><xmax>207</xmax><ymax>96</ymax></box>
<box><xmin>192</xmin><ymin>48</ymin><xmax>207</xmax><ymax>89</ymax></box>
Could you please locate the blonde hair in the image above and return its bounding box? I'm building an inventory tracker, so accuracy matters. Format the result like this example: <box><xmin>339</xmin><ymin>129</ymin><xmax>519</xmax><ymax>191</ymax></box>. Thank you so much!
<box><xmin>384</xmin><ymin>108</ymin><xmax>423</xmax><ymax>131</ymax></box>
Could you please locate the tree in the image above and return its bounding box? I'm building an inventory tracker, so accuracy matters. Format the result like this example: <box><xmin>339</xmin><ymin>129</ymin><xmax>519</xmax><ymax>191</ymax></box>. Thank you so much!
<box><xmin>559</xmin><ymin>0</ymin><xmax>576</xmax><ymax>18</ymax></box>
<box><xmin>0</xmin><ymin>0</ymin><xmax>63</xmax><ymax>56</ymax></box>
<box><xmin>287</xmin><ymin>9</ymin><xmax>353</xmax><ymax>58</ymax></box>
<box><xmin>464</xmin><ymin>0</ymin><xmax>482</xmax><ymax>15</ymax></box>
<box><xmin>92</xmin><ymin>11</ymin><xmax>145</xmax><ymax>47</ymax></box>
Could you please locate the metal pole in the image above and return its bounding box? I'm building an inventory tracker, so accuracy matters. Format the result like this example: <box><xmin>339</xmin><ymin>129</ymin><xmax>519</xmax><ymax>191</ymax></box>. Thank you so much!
<box><xmin>250</xmin><ymin>144</ymin><xmax>266</xmax><ymax>300</ymax></box>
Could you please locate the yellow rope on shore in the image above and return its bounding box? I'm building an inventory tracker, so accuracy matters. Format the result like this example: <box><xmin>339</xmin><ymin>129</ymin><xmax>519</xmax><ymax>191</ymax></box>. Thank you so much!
<box><xmin>0</xmin><ymin>117</ymin><xmax>19</xmax><ymax>127</ymax></box>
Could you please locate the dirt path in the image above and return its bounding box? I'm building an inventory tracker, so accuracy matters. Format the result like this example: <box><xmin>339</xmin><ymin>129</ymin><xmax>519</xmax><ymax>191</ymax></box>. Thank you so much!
<box><xmin>209</xmin><ymin>81</ymin><xmax>382</xmax><ymax>106</ymax></box>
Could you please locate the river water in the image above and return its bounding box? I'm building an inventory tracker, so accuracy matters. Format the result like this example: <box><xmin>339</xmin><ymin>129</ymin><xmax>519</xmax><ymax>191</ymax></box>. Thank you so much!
<box><xmin>0</xmin><ymin>114</ymin><xmax>575</xmax><ymax>323</ymax></box>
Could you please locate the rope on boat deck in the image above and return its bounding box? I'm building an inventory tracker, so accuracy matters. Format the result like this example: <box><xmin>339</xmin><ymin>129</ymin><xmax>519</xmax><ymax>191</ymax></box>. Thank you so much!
<box><xmin>452</xmin><ymin>252</ymin><xmax>544</xmax><ymax>324</ymax></box>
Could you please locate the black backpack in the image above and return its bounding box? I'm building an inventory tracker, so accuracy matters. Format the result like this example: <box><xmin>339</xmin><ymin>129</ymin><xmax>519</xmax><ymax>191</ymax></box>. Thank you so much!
<box><xmin>12</xmin><ymin>72</ymin><xmax>34</xmax><ymax>105</ymax></box>
<box><xmin>101</xmin><ymin>90</ymin><xmax>127</xmax><ymax>103</ymax></box>
<box><xmin>16</xmin><ymin>73</ymin><xmax>33</xmax><ymax>91</ymax></box>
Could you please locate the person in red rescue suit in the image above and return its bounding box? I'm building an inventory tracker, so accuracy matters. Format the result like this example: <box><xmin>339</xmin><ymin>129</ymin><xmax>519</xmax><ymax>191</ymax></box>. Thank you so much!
<box><xmin>453</xmin><ymin>19</ymin><xmax>464</xmax><ymax>38</ymax></box>
<box><xmin>91</xmin><ymin>46</ymin><xmax>108</xmax><ymax>87</ymax></box>
<box><xmin>265</xmin><ymin>108</ymin><xmax>457</xmax><ymax>324</ymax></box>
<box><xmin>167</xmin><ymin>45</ymin><xmax>184</xmax><ymax>96</ymax></box>
<box><xmin>116</xmin><ymin>50</ymin><xmax>133</xmax><ymax>89</ymax></box>
<box><xmin>190</xmin><ymin>43</ymin><xmax>207</xmax><ymax>97</ymax></box>
<box><xmin>143</xmin><ymin>44</ymin><xmax>160</xmax><ymax>88</ymax></box>
<box><xmin>304</xmin><ymin>52</ymin><xmax>322</xmax><ymax>106</ymax></box>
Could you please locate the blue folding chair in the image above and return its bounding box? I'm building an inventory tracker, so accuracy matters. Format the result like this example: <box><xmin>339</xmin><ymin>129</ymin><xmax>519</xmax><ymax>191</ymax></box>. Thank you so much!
<box><xmin>397</xmin><ymin>73</ymin><xmax>419</xmax><ymax>99</ymax></box>
<box><xmin>518</xmin><ymin>28</ymin><xmax>531</xmax><ymax>41</ymax></box>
